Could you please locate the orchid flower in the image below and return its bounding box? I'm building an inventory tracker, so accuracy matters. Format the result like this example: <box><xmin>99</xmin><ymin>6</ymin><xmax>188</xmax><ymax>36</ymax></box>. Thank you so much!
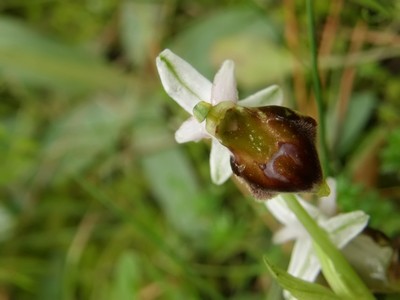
<box><xmin>156</xmin><ymin>49</ymin><xmax>283</xmax><ymax>185</ymax></box>
<box><xmin>265</xmin><ymin>179</ymin><xmax>369</xmax><ymax>299</ymax></box>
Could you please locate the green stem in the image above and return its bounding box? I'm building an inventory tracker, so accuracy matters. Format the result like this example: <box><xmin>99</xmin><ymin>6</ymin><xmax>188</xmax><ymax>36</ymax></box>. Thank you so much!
<box><xmin>283</xmin><ymin>194</ymin><xmax>374</xmax><ymax>300</ymax></box>
<box><xmin>306</xmin><ymin>0</ymin><xmax>331</xmax><ymax>176</ymax></box>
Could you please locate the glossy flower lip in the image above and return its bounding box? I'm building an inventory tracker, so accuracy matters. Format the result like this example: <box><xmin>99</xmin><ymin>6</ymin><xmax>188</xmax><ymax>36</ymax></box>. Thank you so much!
<box><xmin>210</xmin><ymin>104</ymin><xmax>323</xmax><ymax>200</ymax></box>
<box><xmin>156</xmin><ymin>49</ymin><xmax>283</xmax><ymax>185</ymax></box>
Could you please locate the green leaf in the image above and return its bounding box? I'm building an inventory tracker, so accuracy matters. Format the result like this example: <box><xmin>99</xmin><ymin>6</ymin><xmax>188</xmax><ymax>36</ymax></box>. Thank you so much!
<box><xmin>0</xmin><ymin>17</ymin><xmax>127</xmax><ymax>93</ymax></box>
<box><xmin>381</xmin><ymin>127</ymin><xmax>400</xmax><ymax>174</ymax></box>
<box><xmin>354</xmin><ymin>0</ymin><xmax>391</xmax><ymax>16</ymax></box>
<box><xmin>0</xmin><ymin>116</ymin><xmax>37</xmax><ymax>185</ymax></box>
<box><xmin>0</xmin><ymin>205</ymin><xmax>15</xmax><ymax>242</ymax></box>
<box><xmin>168</xmin><ymin>7</ymin><xmax>293</xmax><ymax>91</ymax></box>
<box><xmin>41</xmin><ymin>94</ymin><xmax>136</xmax><ymax>182</ymax></box>
<box><xmin>264</xmin><ymin>257</ymin><xmax>341</xmax><ymax>300</ymax></box>
<box><xmin>142</xmin><ymin>147</ymin><xmax>209</xmax><ymax>240</ymax></box>
<box><xmin>120</xmin><ymin>1</ymin><xmax>161</xmax><ymax>67</ymax></box>
<box><xmin>109</xmin><ymin>251</ymin><xmax>141</xmax><ymax>300</ymax></box>
<box><xmin>212</xmin><ymin>34</ymin><xmax>293</xmax><ymax>89</ymax></box>
<box><xmin>337</xmin><ymin>92</ymin><xmax>377</xmax><ymax>157</ymax></box>
<box><xmin>170</xmin><ymin>7</ymin><xmax>278</xmax><ymax>77</ymax></box>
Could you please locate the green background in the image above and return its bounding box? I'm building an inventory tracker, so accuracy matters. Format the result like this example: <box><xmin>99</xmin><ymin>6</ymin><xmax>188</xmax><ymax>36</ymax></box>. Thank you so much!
<box><xmin>0</xmin><ymin>0</ymin><xmax>399</xmax><ymax>299</ymax></box>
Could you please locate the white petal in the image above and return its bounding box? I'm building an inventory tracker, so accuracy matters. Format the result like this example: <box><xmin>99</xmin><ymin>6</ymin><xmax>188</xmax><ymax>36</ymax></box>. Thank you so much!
<box><xmin>239</xmin><ymin>85</ymin><xmax>283</xmax><ymax>107</ymax></box>
<box><xmin>288</xmin><ymin>238</ymin><xmax>321</xmax><ymax>282</ymax></box>
<box><xmin>209</xmin><ymin>139</ymin><xmax>232</xmax><ymax>184</ymax></box>
<box><xmin>211</xmin><ymin>60</ymin><xmax>238</xmax><ymax>105</ymax></box>
<box><xmin>156</xmin><ymin>49</ymin><xmax>212</xmax><ymax>113</ymax></box>
<box><xmin>322</xmin><ymin>210</ymin><xmax>369</xmax><ymax>249</ymax></box>
<box><xmin>318</xmin><ymin>177</ymin><xmax>337</xmax><ymax>217</ymax></box>
<box><xmin>266</xmin><ymin>195</ymin><xmax>320</xmax><ymax>226</ymax></box>
<box><xmin>273</xmin><ymin>225</ymin><xmax>307</xmax><ymax>244</ymax></box>
<box><xmin>175</xmin><ymin>117</ymin><xmax>209</xmax><ymax>143</ymax></box>
<box><xmin>343</xmin><ymin>235</ymin><xmax>392</xmax><ymax>282</ymax></box>
<box><xmin>266</xmin><ymin>195</ymin><xmax>297</xmax><ymax>225</ymax></box>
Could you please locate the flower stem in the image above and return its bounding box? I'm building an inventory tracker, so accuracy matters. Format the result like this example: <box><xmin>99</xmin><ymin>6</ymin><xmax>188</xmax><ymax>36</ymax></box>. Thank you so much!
<box><xmin>282</xmin><ymin>194</ymin><xmax>374</xmax><ymax>299</ymax></box>
<box><xmin>306</xmin><ymin>0</ymin><xmax>331</xmax><ymax>176</ymax></box>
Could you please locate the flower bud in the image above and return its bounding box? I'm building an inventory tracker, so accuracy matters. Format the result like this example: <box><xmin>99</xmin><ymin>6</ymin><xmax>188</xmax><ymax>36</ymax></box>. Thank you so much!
<box><xmin>205</xmin><ymin>103</ymin><xmax>323</xmax><ymax>200</ymax></box>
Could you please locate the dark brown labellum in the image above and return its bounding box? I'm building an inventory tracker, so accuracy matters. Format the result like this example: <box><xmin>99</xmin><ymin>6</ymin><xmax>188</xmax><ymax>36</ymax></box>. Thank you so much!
<box><xmin>213</xmin><ymin>105</ymin><xmax>323</xmax><ymax>200</ymax></box>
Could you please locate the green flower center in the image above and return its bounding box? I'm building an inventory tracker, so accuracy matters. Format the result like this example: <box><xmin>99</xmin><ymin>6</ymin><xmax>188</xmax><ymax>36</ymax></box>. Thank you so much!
<box><xmin>193</xmin><ymin>101</ymin><xmax>212</xmax><ymax>122</ymax></box>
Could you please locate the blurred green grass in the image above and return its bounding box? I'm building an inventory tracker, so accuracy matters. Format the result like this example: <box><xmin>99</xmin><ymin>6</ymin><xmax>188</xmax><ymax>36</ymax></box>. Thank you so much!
<box><xmin>0</xmin><ymin>0</ymin><xmax>399</xmax><ymax>299</ymax></box>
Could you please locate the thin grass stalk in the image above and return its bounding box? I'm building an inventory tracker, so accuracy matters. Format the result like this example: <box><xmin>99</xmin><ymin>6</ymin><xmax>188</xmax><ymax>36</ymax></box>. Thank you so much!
<box><xmin>306</xmin><ymin>0</ymin><xmax>331</xmax><ymax>176</ymax></box>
